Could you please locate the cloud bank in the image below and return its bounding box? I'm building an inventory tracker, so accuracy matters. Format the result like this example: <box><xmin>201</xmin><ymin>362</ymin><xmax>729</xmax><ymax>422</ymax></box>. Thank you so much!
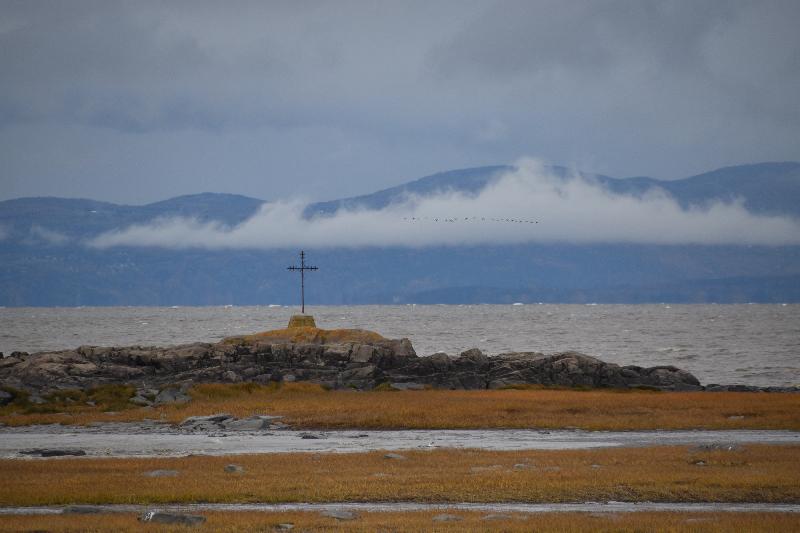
<box><xmin>88</xmin><ymin>160</ymin><xmax>800</xmax><ymax>249</ymax></box>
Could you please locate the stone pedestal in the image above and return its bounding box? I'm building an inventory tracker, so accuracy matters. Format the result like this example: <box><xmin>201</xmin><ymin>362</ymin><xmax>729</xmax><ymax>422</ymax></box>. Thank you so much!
<box><xmin>288</xmin><ymin>314</ymin><xmax>316</xmax><ymax>328</ymax></box>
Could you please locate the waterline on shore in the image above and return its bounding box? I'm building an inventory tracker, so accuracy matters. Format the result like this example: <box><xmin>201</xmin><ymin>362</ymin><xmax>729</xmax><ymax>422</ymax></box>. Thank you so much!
<box><xmin>1</xmin><ymin>428</ymin><xmax>798</xmax><ymax>458</ymax></box>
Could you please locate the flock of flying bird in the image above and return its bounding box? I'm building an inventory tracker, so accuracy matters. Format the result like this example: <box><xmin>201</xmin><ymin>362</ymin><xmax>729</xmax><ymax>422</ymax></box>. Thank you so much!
<box><xmin>402</xmin><ymin>216</ymin><xmax>539</xmax><ymax>224</ymax></box>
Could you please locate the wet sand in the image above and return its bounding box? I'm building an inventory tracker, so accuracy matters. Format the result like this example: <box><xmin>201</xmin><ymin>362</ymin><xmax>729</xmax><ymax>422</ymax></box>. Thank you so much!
<box><xmin>1</xmin><ymin>426</ymin><xmax>797</xmax><ymax>458</ymax></box>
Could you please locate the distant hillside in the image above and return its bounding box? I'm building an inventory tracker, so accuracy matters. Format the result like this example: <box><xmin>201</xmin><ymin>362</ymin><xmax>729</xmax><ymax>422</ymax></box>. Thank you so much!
<box><xmin>0</xmin><ymin>192</ymin><xmax>264</xmax><ymax>243</ymax></box>
<box><xmin>306</xmin><ymin>161</ymin><xmax>800</xmax><ymax>218</ymax></box>
<box><xmin>1</xmin><ymin>162</ymin><xmax>798</xmax><ymax>305</ymax></box>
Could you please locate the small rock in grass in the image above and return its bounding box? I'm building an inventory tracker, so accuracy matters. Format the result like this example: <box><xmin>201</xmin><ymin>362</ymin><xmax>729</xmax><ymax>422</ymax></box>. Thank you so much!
<box><xmin>153</xmin><ymin>388</ymin><xmax>190</xmax><ymax>405</ymax></box>
<box><xmin>223</xmin><ymin>415</ymin><xmax>280</xmax><ymax>431</ymax></box>
<box><xmin>513</xmin><ymin>463</ymin><xmax>531</xmax><ymax>470</ymax></box>
<box><xmin>384</xmin><ymin>453</ymin><xmax>406</xmax><ymax>460</ymax></box>
<box><xmin>470</xmin><ymin>464</ymin><xmax>503</xmax><ymax>472</ymax></box>
<box><xmin>432</xmin><ymin>514</ymin><xmax>462</xmax><ymax>522</ymax></box>
<box><xmin>129</xmin><ymin>395</ymin><xmax>152</xmax><ymax>407</ymax></box>
<box><xmin>320</xmin><ymin>510</ymin><xmax>357</xmax><ymax>520</ymax></box>
<box><xmin>139</xmin><ymin>511</ymin><xmax>205</xmax><ymax>526</ymax></box>
<box><xmin>275</xmin><ymin>524</ymin><xmax>294</xmax><ymax>530</ymax></box>
<box><xmin>28</xmin><ymin>394</ymin><xmax>46</xmax><ymax>405</ymax></box>
<box><xmin>20</xmin><ymin>448</ymin><xmax>86</xmax><ymax>457</ymax></box>
<box><xmin>482</xmin><ymin>513</ymin><xmax>513</xmax><ymax>521</ymax></box>
<box><xmin>691</xmin><ymin>443</ymin><xmax>742</xmax><ymax>452</ymax></box>
<box><xmin>224</xmin><ymin>464</ymin><xmax>245</xmax><ymax>474</ymax></box>
<box><xmin>144</xmin><ymin>469</ymin><xmax>179</xmax><ymax>477</ymax></box>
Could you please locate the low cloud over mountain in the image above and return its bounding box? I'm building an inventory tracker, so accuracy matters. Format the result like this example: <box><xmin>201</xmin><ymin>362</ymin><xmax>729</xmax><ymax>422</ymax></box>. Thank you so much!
<box><xmin>89</xmin><ymin>160</ymin><xmax>800</xmax><ymax>249</ymax></box>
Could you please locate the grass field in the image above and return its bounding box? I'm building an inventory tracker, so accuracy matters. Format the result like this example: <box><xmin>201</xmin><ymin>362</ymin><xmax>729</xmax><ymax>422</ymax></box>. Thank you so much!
<box><xmin>2</xmin><ymin>445</ymin><xmax>798</xmax><ymax>506</ymax></box>
<box><xmin>2</xmin><ymin>382</ymin><xmax>799</xmax><ymax>430</ymax></box>
<box><xmin>1</xmin><ymin>511</ymin><xmax>799</xmax><ymax>532</ymax></box>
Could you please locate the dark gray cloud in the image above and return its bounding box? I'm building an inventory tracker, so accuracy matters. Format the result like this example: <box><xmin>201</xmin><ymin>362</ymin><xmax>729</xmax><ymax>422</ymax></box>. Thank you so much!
<box><xmin>0</xmin><ymin>0</ymin><xmax>798</xmax><ymax>204</ymax></box>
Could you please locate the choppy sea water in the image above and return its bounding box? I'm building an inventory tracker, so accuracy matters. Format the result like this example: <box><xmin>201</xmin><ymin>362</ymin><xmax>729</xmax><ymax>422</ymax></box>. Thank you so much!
<box><xmin>0</xmin><ymin>304</ymin><xmax>798</xmax><ymax>387</ymax></box>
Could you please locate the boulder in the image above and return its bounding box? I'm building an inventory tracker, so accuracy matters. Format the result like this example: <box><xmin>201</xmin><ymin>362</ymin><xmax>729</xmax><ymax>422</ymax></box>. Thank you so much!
<box><xmin>384</xmin><ymin>453</ymin><xmax>406</xmax><ymax>460</ymax></box>
<box><xmin>389</xmin><ymin>382</ymin><xmax>425</xmax><ymax>391</ymax></box>
<box><xmin>153</xmin><ymin>388</ymin><xmax>190</xmax><ymax>405</ymax></box>
<box><xmin>179</xmin><ymin>413</ymin><xmax>233</xmax><ymax>431</ymax></box>
<box><xmin>129</xmin><ymin>395</ymin><xmax>152</xmax><ymax>407</ymax></box>
<box><xmin>222</xmin><ymin>415</ymin><xmax>281</xmax><ymax>431</ymax></box>
<box><xmin>20</xmin><ymin>448</ymin><xmax>86</xmax><ymax>457</ymax></box>
<box><xmin>224</xmin><ymin>464</ymin><xmax>245</xmax><ymax>474</ymax></box>
<box><xmin>432</xmin><ymin>514</ymin><xmax>462</xmax><ymax>522</ymax></box>
<box><xmin>428</xmin><ymin>352</ymin><xmax>452</xmax><ymax>371</ymax></box>
<box><xmin>139</xmin><ymin>511</ymin><xmax>206</xmax><ymax>526</ymax></box>
<box><xmin>320</xmin><ymin>510</ymin><xmax>357</xmax><ymax>521</ymax></box>
<box><xmin>0</xmin><ymin>389</ymin><xmax>12</xmax><ymax>406</ymax></box>
<box><xmin>143</xmin><ymin>469</ymin><xmax>179</xmax><ymax>477</ymax></box>
<box><xmin>350</xmin><ymin>345</ymin><xmax>375</xmax><ymax>363</ymax></box>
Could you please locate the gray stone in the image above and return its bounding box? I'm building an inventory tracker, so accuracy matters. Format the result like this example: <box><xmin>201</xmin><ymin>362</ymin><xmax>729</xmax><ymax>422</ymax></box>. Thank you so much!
<box><xmin>390</xmin><ymin>382</ymin><xmax>425</xmax><ymax>391</ymax></box>
<box><xmin>20</xmin><ymin>448</ymin><xmax>86</xmax><ymax>457</ymax></box>
<box><xmin>320</xmin><ymin>510</ymin><xmax>357</xmax><ymax>520</ymax></box>
<box><xmin>482</xmin><ymin>513</ymin><xmax>513</xmax><ymax>521</ymax></box>
<box><xmin>139</xmin><ymin>511</ymin><xmax>206</xmax><ymax>526</ymax></box>
<box><xmin>0</xmin><ymin>389</ymin><xmax>12</xmax><ymax>406</ymax></box>
<box><xmin>432</xmin><ymin>514</ymin><xmax>462</xmax><ymax>522</ymax></box>
<box><xmin>428</xmin><ymin>352</ymin><xmax>452</xmax><ymax>371</ymax></box>
<box><xmin>275</xmin><ymin>524</ymin><xmax>294</xmax><ymax>530</ymax></box>
<box><xmin>460</xmin><ymin>348</ymin><xmax>487</xmax><ymax>364</ymax></box>
<box><xmin>222</xmin><ymin>370</ymin><xmax>241</xmax><ymax>382</ymax></box>
<box><xmin>300</xmin><ymin>432</ymin><xmax>324</xmax><ymax>439</ymax></box>
<box><xmin>144</xmin><ymin>469</ymin><xmax>179</xmax><ymax>477</ymax></box>
<box><xmin>223</xmin><ymin>415</ymin><xmax>279</xmax><ymax>431</ymax></box>
<box><xmin>350</xmin><ymin>345</ymin><xmax>375</xmax><ymax>363</ymax></box>
<box><xmin>224</xmin><ymin>464</ymin><xmax>245</xmax><ymax>474</ymax></box>
<box><xmin>179</xmin><ymin>413</ymin><xmax>233</xmax><ymax>430</ymax></box>
<box><xmin>384</xmin><ymin>453</ymin><xmax>406</xmax><ymax>460</ymax></box>
<box><xmin>129</xmin><ymin>395</ymin><xmax>152</xmax><ymax>407</ymax></box>
<box><xmin>153</xmin><ymin>388</ymin><xmax>190</xmax><ymax>405</ymax></box>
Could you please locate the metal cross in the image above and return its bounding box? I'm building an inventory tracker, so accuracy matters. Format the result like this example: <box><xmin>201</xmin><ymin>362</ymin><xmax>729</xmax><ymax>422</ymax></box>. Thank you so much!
<box><xmin>287</xmin><ymin>250</ymin><xmax>318</xmax><ymax>314</ymax></box>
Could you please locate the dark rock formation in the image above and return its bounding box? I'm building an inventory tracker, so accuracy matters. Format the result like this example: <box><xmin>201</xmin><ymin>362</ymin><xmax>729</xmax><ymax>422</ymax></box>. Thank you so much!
<box><xmin>0</xmin><ymin>333</ymin><xmax>711</xmax><ymax>393</ymax></box>
<box><xmin>20</xmin><ymin>448</ymin><xmax>87</xmax><ymax>457</ymax></box>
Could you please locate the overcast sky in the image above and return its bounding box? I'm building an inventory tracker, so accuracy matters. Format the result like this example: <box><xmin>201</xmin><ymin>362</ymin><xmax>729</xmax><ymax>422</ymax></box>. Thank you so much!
<box><xmin>1</xmin><ymin>0</ymin><xmax>799</xmax><ymax>205</ymax></box>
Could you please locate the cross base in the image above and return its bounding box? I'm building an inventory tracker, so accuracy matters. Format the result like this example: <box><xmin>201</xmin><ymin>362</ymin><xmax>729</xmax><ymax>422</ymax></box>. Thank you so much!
<box><xmin>288</xmin><ymin>314</ymin><xmax>317</xmax><ymax>329</ymax></box>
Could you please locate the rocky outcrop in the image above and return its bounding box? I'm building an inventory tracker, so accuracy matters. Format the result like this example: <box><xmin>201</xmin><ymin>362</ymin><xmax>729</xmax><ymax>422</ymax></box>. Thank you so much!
<box><xmin>0</xmin><ymin>331</ymin><xmax>710</xmax><ymax>393</ymax></box>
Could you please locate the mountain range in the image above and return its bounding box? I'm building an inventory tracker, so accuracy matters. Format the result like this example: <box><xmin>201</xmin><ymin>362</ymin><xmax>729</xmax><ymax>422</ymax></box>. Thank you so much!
<box><xmin>1</xmin><ymin>162</ymin><xmax>799</xmax><ymax>306</ymax></box>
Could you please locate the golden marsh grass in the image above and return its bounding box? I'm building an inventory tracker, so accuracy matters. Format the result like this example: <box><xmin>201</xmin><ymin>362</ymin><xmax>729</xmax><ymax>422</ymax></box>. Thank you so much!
<box><xmin>2</xmin><ymin>445</ymin><xmax>798</xmax><ymax>506</ymax></box>
<box><xmin>1</xmin><ymin>511</ymin><xmax>799</xmax><ymax>532</ymax></box>
<box><xmin>2</xmin><ymin>383</ymin><xmax>798</xmax><ymax>430</ymax></box>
